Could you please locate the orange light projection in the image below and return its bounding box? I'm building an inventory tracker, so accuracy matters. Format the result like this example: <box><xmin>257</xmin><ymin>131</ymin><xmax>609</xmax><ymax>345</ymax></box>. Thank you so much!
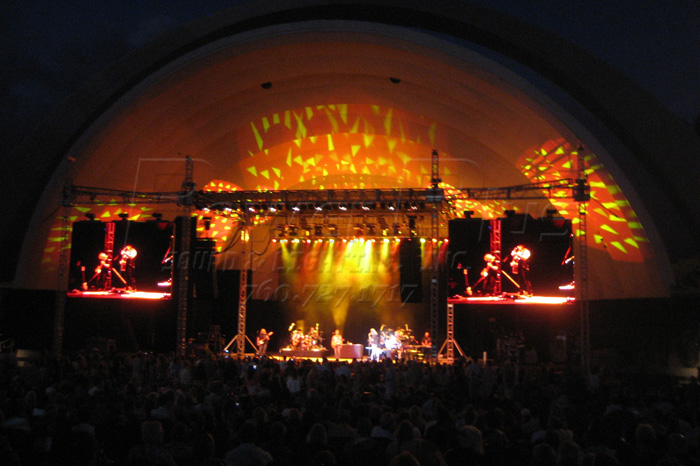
<box><xmin>517</xmin><ymin>139</ymin><xmax>650</xmax><ymax>263</ymax></box>
<box><xmin>41</xmin><ymin>104</ymin><xmax>649</xmax><ymax>290</ymax></box>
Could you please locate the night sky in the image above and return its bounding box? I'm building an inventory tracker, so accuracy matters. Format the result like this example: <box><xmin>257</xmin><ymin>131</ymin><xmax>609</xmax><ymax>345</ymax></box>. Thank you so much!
<box><xmin>1</xmin><ymin>0</ymin><xmax>698</xmax><ymax>154</ymax></box>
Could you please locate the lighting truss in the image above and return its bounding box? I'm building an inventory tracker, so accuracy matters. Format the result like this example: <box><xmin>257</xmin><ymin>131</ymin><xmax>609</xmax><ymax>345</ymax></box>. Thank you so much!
<box><xmin>68</xmin><ymin>179</ymin><xmax>580</xmax><ymax>211</ymax></box>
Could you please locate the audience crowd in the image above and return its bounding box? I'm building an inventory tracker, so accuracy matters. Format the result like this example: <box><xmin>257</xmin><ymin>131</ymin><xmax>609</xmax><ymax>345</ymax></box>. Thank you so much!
<box><xmin>1</xmin><ymin>348</ymin><xmax>699</xmax><ymax>466</ymax></box>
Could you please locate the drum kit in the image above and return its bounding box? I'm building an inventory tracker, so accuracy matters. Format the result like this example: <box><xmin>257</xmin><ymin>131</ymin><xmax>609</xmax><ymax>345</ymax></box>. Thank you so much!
<box><xmin>289</xmin><ymin>323</ymin><xmax>325</xmax><ymax>351</ymax></box>
<box><xmin>378</xmin><ymin>325</ymin><xmax>417</xmax><ymax>359</ymax></box>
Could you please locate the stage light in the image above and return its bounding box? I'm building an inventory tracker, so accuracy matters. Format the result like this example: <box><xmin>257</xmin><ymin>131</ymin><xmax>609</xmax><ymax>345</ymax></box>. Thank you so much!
<box><xmin>504</xmin><ymin>209</ymin><xmax>516</xmax><ymax>217</ymax></box>
<box><xmin>85</xmin><ymin>213</ymin><xmax>95</xmax><ymax>221</ymax></box>
<box><xmin>152</xmin><ymin>212</ymin><xmax>163</xmax><ymax>220</ymax></box>
<box><xmin>118</xmin><ymin>213</ymin><xmax>129</xmax><ymax>221</ymax></box>
<box><xmin>314</xmin><ymin>225</ymin><xmax>323</xmax><ymax>236</ymax></box>
<box><xmin>546</xmin><ymin>208</ymin><xmax>558</xmax><ymax>216</ymax></box>
<box><xmin>420</xmin><ymin>238</ymin><xmax>426</xmax><ymax>243</ymax></box>
<box><xmin>329</xmin><ymin>224</ymin><xmax>338</xmax><ymax>237</ymax></box>
<box><xmin>388</xmin><ymin>203</ymin><xmax>395</xmax><ymax>211</ymax></box>
<box><xmin>203</xmin><ymin>217</ymin><xmax>212</xmax><ymax>231</ymax></box>
<box><xmin>292</xmin><ymin>205</ymin><xmax>300</xmax><ymax>212</ymax></box>
<box><xmin>464</xmin><ymin>210</ymin><xmax>474</xmax><ymax>219</ymax></box>
<box><xmin>261</xmin><ymin>82</ymin><xmax>272</xmax><ymax>89</ymax></box>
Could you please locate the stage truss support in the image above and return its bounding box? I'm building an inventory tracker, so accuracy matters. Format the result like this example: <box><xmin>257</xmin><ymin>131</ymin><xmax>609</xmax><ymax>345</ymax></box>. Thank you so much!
<box><xmin>490</xmin><ymin>219</ymin><xmax>502</xmax><ymax>295</ymax></box>
<box><xmin>176</xmin><ymin>157</ymin><xmax>195</xmax><ymax>357</ymax></box>
<box><xmin>52</xmin><ymin>200</ymin><xmax>71</xmax><ymax>355</ymax></box>
<box><xmin>104</xmin><ymin>222</ymin><xmax>115</xmax><ymax>289</ymax></box>
<box><xmin>429</xmin><ymin>149</ymin><xmax>442</xmax><ymax>356</ymax></box>
<box><xmin>575</xmin><ymin>146</ymin><xmax>591</xmax><ymax>373</ymax></box>
<box><xmin>237</xmin><ymin>222</ymin><xmax>250</xmax><ymax>358</ymax></box>
<box><xmin>438</xmin><ymin>303</ymin><xmax>466</xmax><ymax>363</ymax></box>
<box><xmin>222</xmin><ymin>220</ymin><xmax>257</xmax><ymax>357</ymax></box>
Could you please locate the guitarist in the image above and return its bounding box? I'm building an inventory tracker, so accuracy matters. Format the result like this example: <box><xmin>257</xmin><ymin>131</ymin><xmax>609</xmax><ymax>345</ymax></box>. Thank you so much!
<box><xmin>256</xmin><ymin>329</ymin><xmax>273</xmax><ymax>357</ymax></box>
<box><xmin>510</xmin><ymin>245</ymin><xmax>532</xmax><ymax>296</ymax></box>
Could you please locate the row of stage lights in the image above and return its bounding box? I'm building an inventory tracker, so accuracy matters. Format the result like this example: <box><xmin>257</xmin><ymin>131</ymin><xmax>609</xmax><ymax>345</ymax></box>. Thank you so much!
<box><xmin>201</xmin><ymin>200</ymin><xmax>428</xmax><ymax>215</ymax></box>
<box><xmin>272</xmin><ymin>237</ymin><xmax>449</xmax><ymax>244</ymax></box>
<box><xmin>273</xmin><ymin>217</ymin><xmax>423</xmax><ymax>239</ymax></box>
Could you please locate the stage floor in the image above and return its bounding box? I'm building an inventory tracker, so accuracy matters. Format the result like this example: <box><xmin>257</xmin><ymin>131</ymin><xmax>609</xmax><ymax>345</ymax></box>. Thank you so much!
<box><xmin>67</xmin><ymin>290</ymin><xmax>171</xmax><ymax>300</ymax></box>
<box><xmin>448</xmin><ymin>294</ymin><xmax>575</xmax><ymax>305</ymax></box>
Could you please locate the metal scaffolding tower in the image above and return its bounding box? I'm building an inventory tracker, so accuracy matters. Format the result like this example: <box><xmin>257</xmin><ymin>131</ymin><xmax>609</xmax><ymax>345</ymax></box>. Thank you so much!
<box><xmin>490</xmin><ymin>219</ymin><xmax>502</xmax><ymax>296</ymax></box>
<box><xmin>52</xmin><ymin>201</ymin><xmax>71</xmax><ymax>355</ymax></box>
<box><xmin>438</xmin><ymin>302</ymin><xmax>466</xmax><ymax>363</ymax></box>
<box><xmin>237</xmin><ymin>223</ymin><xmax>250</xmax><ymax>358</ymax></box>
<box><xmin>429</xmin><ymin>150</ymin><xmax>442</xmax><ymax>356</ymax></box>
<box><xmin>103</xmin><ymin>222</ymin><xmax>115</xmax><ymax>289</ymax></box>
<box><xmin>176</xmin><ymin>157</ymin><xmax>195</xmax><ymax>357</ymax></box>
<box><xmin>575</xmin><ymin>146</ymin><xmax>591</xmax><ymax>373</ymax></box>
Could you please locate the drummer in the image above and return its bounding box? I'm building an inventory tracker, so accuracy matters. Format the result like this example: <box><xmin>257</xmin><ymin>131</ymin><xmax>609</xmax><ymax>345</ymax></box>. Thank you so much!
<box><xmin>291</xmin><ymin>329</ymin><xmax>303</xmax><ymax>349</ymax></box>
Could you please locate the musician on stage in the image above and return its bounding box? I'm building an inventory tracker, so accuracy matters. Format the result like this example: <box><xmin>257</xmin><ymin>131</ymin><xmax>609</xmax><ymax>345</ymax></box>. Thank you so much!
<box><xmin>331</xmin><ymin>329</ymin><xmax>344</xmax><ymax>359</ymax></box>
<box><xmin>119</xmin><ymin>245</ymin><xmax>138</xmax><ymax>290</ymax></box>
<box><xmin>256</xmin><ymin>329</ymin><xmax>272</xmax><ymax>357</ymax></box>
<box><xmin>510</xmin><ymin>245</ymin><xmax>532</xmax><ymax>296</ymax></box>
<box><xmin>291</xmin><ymin>329</ymin><xmax>303</xmax><ymax>349</ymax></box>
<box><xmin>481</xmin><ymin>253</ymin><xmax>500</xmax><ymax>296</ymax></box>
<box><xmin>421</xmin><ymin>331</ymin><xmax>432</xmax><ymax>349</ymax></box>
<box><xmin>455</xmin><ymin>263</ymin><xmax>472</xmax><ymax>296</ymax></box>
<box><xmin>368</xmin><ymin>328</ymin><xmax>381</xmax><ymax>361</ymax></box>
<box><xmin>95</xmin><ymin>252</ymin><xmax>113</xmax><ymax>290</ymax></box>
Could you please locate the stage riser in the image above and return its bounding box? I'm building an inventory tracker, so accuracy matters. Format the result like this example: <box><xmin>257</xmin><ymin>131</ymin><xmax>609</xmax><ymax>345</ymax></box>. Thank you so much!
<box><xmin>64</xmin><ymin>297</ymin><xmax>177</xmax><ymax>353</ymax></box>
<box><xmin>451</xmin><ymin>303</ymin><xmax>578</xmax><ymax>363</ymax></box>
